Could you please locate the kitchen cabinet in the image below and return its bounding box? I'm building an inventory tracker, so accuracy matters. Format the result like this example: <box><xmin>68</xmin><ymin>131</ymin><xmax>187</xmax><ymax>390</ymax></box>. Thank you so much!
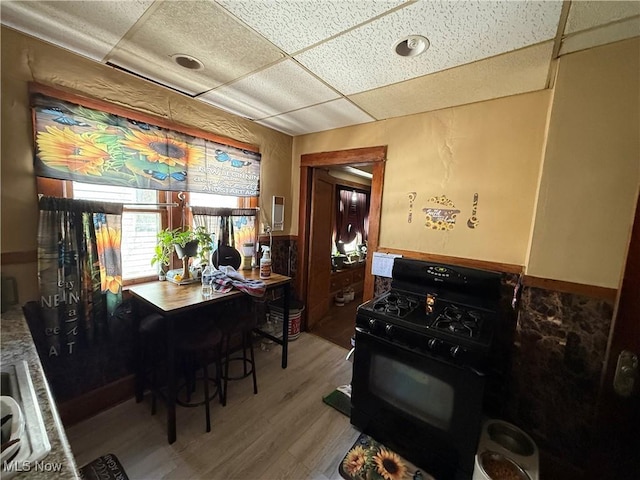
<box><xmin>330</xmin><ymin>264</ymin><xmax>365</xmax><ymax>297</ymax></box>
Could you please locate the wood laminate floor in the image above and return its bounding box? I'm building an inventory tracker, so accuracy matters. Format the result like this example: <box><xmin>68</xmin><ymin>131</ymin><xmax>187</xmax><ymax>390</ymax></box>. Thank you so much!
<box><xmin>309</xmin><ymin>293</ymin><xmax>362</xmax><ymax>350</ymax></box>
<box><xmin>67</xmin><ymin>333</ymin><xmax>359</xmax><ymax>480</ymax></box>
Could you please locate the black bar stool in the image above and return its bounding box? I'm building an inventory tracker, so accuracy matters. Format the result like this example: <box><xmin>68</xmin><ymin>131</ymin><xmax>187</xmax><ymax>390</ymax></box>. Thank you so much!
<box><xmin>135</xmin><ymin>313</ymin><xmax>164</xmax><ymax>414</ymax></box>
<box><xmin>175</xmin><ymin>324</ymin><xmax>224</xmax><ymax>433</ymax></box>
<box><xmin>218</xmin><ymin>300</ymin><xmax>258</xmax><ymax>405</ymax></box>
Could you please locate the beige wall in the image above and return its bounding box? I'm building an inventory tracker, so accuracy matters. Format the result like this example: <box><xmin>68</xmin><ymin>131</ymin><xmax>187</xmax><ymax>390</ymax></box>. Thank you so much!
<box><xmin>527</xmin><ymin>37</ymin><xmax>640</xmax><ymax>288</ymax></box>
<box><xmin>0</xmin><ymin>27</ymin><xmax>293</xmax><ymax>303</ymax></box>
<box><xmin>294</xmin><ymin>91</ymin><xmax>551</xmax><ymax>267</ymax></box>
<box><xmin>293</xmin><ymin>38</ymin><xmax>640</xmax><ymax>288</ymax></box>
<box><xmin>3</xmin><ymin>26</ymin><xmax>638</xmax><ymax>302</ymax></box>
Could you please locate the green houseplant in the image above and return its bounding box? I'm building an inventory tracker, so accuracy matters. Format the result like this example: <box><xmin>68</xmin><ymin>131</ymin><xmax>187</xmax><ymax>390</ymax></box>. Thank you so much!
<box><xmin>193</xmin><ymin>226</ymin><xmax>215</xmax><ymax>266</ymax></box>
<box><xmin>151</xmin><ymin>228</ymin><xmax>177</xmax><ymax>280</ymax></box>
<box><xmin>151</xmin><ymin>227</ymin><xmax>214</xmax><ymax>281</ymax></box>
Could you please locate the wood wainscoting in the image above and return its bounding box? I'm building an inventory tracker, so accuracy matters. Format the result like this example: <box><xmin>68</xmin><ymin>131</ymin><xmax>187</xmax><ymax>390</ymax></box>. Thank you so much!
<box><xmin>59</xmin><ymin>375</ymin><xmax>136</xmax><ymax>427</ymax></box>
<box><xmin>375</xmin><ymin>247</ymin><xmax>617</xmax><ymax>301</ymax></box>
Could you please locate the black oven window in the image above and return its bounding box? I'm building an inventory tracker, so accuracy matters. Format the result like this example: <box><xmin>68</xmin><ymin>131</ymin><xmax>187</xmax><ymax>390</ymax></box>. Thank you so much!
<box><xmin>370</xmin><ymin>353</ymin><xmax>454</xmax><ymax>431</ymax></box>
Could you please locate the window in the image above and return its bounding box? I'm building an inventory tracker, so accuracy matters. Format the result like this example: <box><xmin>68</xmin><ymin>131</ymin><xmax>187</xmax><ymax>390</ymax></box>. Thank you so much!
<box><xmin>189</xmin><ymin>192</ymin><xmax>239</xmax><ymax>208</ymax></box>
<box><xmin>70</xmin><ymin>183</ymin><xmax>247</xmax><ymax>282</ymax></box>
<box><xmin>72</xmin><ymin>182</ymin><xmax>161</xmax><ymax>282</ymax></box>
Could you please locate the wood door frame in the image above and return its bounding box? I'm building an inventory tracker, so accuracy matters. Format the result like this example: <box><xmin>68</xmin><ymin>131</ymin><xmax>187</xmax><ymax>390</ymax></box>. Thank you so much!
<box><xmin>587</xmin><ymin>190</ymin><xmax>640</xmax><ymax>478</ymax></box>
<box><xmin>296</xmin><ymin>146</ymin><xmax>387</xmax><ymax>327</ymax></box>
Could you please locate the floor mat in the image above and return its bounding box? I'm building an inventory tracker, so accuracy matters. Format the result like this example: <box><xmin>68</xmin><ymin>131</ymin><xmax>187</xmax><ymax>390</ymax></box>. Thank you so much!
<box><xmin>80</xmin><ymin>453</ymin><xmax>130</xmax><ymax>480</ymax></box>
<box><xmin>339</xmin><ymin>433</ymin><xmax>435</xmax><ymax>480</ymax></box>
<box><xmin>322</xmin><ymin>388</ymin><xmax>351</xmax><ymax>417</ymax></box>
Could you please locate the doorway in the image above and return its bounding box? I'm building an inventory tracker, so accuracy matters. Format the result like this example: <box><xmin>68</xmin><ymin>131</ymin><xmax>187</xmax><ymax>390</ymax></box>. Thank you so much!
<box><xmin>587</xmin><ymin>191</ymin><xmax>640</xmax><ymax>479</ymax></box>
<box><xmin>296</xmin><ymin>146</ymin><xmax>386</xmax><ymax>343</ymax></box>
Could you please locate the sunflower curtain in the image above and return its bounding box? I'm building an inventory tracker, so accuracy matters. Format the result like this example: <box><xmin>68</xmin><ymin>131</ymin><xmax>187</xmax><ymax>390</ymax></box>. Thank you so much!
<box><xmin>192</xmin><ymin>207</ymin><xmax>258</xmax><ymax>260</ymax></box>
<box><xmin>37</xmin><ymin>196</ymin><xmax>123</xmax><ymax>359</ymax></box>
<box><xmin>31</xmin><ymin>92</ymin><xmax>260</xmax><ymax>196</ymax></box>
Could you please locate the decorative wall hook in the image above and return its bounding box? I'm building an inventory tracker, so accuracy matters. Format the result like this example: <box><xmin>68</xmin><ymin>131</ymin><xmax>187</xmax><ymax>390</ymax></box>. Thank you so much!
<box><xmin>467</xmin><ymin>193</ymin><xmax>479</xmax><ymax>229</ymax></box>
<box><xmin>408</xmin><ymin>192</ymin><xmax>417</xmax><ymax>223</ymax></box>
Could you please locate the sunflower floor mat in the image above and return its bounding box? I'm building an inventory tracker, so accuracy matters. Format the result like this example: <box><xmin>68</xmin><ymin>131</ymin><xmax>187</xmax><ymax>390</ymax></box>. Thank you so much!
<box><xmin>339</xmin><ymin>433</ymin><xmax>435</xmax><ymax>480</ymax></box>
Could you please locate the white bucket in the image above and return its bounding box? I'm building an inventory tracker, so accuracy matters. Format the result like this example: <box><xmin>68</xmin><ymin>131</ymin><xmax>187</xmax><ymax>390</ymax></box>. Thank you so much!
<box><xmin>269</xmin><ymin>299</ymin><xmax>304</xmax><ymax>340</ymax></box>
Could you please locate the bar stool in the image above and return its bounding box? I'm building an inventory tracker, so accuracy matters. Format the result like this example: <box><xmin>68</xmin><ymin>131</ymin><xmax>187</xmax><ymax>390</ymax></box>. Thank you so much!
<box><xmin>218</xmin><ymin>301</ymin><xmax>258</xmax><ymax>405</ymax></box>
<box><xmin>135</xmin><ymin>313</ymin><xmax>164</xmax><ymax>414</ymax></box>
<box><xmin>175</xmin><ymin>324</ymin><xmax>224</xmax><ymax>433</ymax></box>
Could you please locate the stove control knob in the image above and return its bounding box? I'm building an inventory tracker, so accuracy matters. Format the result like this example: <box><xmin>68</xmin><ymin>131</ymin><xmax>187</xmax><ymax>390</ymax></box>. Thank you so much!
<box><xmin>368</xmin><ymin>319</ymin><xmax>377</xmax><ymax>330</ymax></box>
<box><xmin>427</xmin><ymin>338</ymin><xmax>439</xmax><ymax>350</ymax></box>
<box><xmin>450</xmin><ymin>345</ymin><xmax>462</xmax><ymax>358</ymax></box>
<box><xmin>385</xmin><ymin>324</ymin><xmax>395</xmax><ymax>337</ymax></box>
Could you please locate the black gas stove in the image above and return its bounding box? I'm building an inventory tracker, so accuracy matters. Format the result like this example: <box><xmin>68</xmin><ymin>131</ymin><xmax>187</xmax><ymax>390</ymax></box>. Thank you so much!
<box><xmin>351</xmin><ymin>258</ymin><xmax>509</xmax><ymax>480</ymax></box>
<box><xmin>356</xmin><ymin>259</ymin><xmax>503</xmax><ymax>370</ymax></box>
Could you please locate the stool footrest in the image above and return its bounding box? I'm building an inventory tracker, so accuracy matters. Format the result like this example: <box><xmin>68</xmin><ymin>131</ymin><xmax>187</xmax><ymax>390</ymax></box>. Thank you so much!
<box><xmin>222</xmin><ymin>357</ymin><xmax>255</xmax><ymax>381</ymax></box>
<box><xmin>176</xmin><ymin>376</ymin><xmax>221</xmax><ymax>407</ymax></box>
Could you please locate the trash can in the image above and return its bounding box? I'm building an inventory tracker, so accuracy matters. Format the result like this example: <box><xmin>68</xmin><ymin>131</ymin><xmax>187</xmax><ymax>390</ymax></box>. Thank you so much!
<box><xmin>269</xmin><ymin>298</ymin><xmax>304</xmax><ymax>341</ymax></box>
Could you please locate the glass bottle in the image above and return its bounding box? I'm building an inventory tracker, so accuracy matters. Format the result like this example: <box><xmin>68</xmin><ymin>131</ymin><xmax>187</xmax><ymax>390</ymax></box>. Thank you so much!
<box><xmin>201</xmin><ymin>264</ymin><xmax>213</xmax><ymax>297</ymax></box>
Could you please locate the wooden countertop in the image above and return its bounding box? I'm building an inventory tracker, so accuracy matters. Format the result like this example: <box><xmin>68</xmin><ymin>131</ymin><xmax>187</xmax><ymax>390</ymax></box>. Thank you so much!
<box><xmin>128</xmin><ymin>270</ymin><xmax>291</xmax><ymax>314</ymax></box>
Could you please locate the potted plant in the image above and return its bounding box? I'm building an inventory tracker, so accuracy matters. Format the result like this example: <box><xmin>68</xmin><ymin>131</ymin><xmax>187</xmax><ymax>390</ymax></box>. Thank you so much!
<box><xmin>151</xmin><ymin>228</ymin><xmax>177</xmax><ymax>280</ymax></box>
<box><xmin>172</xmin><ymin>229</ymin><xmax>199</xmax><ymax>260</ymax></box>
<box><xmin>151</xmin><ymin>227</ymin><xmax>215</xmax><ymax>281</ymax></box>
<box><xmin>193</xmin><ymin>226</ymin><xmax>215</xmax><ymax>266</ymax></box>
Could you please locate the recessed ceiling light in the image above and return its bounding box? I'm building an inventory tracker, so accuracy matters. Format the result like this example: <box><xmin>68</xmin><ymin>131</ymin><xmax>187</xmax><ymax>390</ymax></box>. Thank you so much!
<box><xmin>171</xmin><ymin>54</ymin><xmax>204</xmax><ymax>71</ymax></box>
<box><xmin>394</xmin><ymin>35</ymin><xmax>430</xmax><ymax>57</ymax></box>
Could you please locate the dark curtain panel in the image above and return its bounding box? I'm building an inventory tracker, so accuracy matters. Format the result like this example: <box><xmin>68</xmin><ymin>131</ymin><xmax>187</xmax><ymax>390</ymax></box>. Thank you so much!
<box><xmin>336</xmin><ymin>188</ymin><xmax>369</xmax><ymax>248</ymax></box>
<box><xmin>355</xmin><ymin>190</ymin><xmax>369</xmax><ymax>243</ymax></box>
<box><xmin>35</xmin><ymin>196</ymin><xmax>125</xmax><ymax>401</ymax></box>
<box><xmin>38</xmin><ymin>196</ymin><xmax>123</xmax><ymax>357</ymax></box>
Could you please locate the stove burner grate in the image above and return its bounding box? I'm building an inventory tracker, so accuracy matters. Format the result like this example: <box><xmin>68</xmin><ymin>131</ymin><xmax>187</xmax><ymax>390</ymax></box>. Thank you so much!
<box><xmin>371</xmin><ymin>292</ymin><xmax>419</xmax><ymax>318</ymax></box>
<box><xmin>433</xmin><ymin>305</ymin><xmax>484</xmax><ymax>338</ymax></box>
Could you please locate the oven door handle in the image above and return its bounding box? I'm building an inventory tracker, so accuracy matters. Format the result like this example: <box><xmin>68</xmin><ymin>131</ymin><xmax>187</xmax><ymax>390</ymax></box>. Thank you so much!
<box><xmin>355</xmin><ymin>327</ymin><xmax>486</xmax><ymax>377</ymax></box>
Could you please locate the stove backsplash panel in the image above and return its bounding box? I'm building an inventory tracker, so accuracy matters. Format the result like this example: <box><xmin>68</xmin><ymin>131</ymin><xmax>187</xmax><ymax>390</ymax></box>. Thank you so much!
<box><xmin>374</xmin><ymin>276</ymin><xmax>392</xmax><ymax>297</ymax></box>
<box><xmin>507</xmin><ymin>286</ymin><xmax>613</xmax><ymax>465</ymax></box>
<box><xmin>264</xmin><ymin>236</ymin><xmax>297</xmax><ymax>278</ymax></box>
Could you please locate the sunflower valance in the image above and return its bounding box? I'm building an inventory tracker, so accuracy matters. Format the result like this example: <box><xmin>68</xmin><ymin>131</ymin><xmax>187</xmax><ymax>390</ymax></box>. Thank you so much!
<box><xmin>31</xmin><ymin>91</ymin><xmax>261</xmax><ymax>196</ymax></box>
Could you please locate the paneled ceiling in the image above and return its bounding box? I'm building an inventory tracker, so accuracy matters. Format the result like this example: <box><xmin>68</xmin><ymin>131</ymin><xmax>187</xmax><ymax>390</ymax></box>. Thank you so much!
<box><xmin>2</xmin><ymin>1</ymin><xmax>638</xmax><ymax>136</ymax></box>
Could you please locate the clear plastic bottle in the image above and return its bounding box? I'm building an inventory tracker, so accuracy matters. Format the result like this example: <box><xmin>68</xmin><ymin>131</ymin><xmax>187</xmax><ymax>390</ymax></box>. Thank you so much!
<box><xmin>201</xmin><ymin>264</ymin><xmax>213</xmax><ymax>297</ymax></box>
<box><xmin>261</xmin><ymin>313</ymin><xmax>274</xmax><ymax>351</ymax></box>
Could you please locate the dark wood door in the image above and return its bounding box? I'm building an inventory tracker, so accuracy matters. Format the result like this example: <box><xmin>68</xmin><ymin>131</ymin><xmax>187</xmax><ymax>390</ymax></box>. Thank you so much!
<box><xmin>589</xmin><ymin>193</ymin><xmax>640</xmax><ymax>480</ymax></box>
<box><xmin>306</xmin><ymin>170</ymin><xmax>334</xmax><ymax>329</ymax></box>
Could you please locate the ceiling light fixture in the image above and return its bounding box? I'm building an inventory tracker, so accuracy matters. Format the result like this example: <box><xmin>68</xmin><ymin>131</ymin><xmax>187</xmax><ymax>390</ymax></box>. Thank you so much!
<box><xmin>171</xmin><ymin>54</ymin><xmax>204</xmax><ymax>71</ymax></box>
<box><xmin>394</xmin><ymin>35</ymin><xmax>430</xmax><ymax>57</ymax></box>
<box><xmin>344</xmin><ymin>166</ymin><xmax>373</xmax><ymax>179</ymax></box>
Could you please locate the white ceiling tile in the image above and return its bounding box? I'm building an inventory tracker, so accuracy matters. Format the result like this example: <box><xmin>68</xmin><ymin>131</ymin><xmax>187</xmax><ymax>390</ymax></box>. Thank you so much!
<box><xmin>0</xmin><ymin>0</ymin><xmax>154</xmax><ymax>61</ymax></box>
<box><xmin>350</xmin><ymin>42</ymin><xmax>554</xmax><ymax>120</ymax></box>
<box><xmin>108</xmin><ymin>0</ymin><xmax>284</xmax><ymax>95</ymax></box>
<box><xmin>197</xmin><ymin>60</ymin><xmax>340</xmax><ymax>119</ymax></box>
<box><xmin>295</xmin><ymin>0</ymin><xmax>563</xmax><ymax>95</ymax></box>
<box><xmin>216</xmin><ymin>0</ymin><xmax>407</xmax><ymax>54</ymax></box>
<box><xmin>12</xmin><ymin>0</ymin><xmax>631</xmax><ymax>136</ymax></box>
<box><xmin>560</xmin><ymin>16</ymin><xmax>640</xmax><ymax>56</ymax></box>
<box><xmin>565</xmin><ymin>1</ymin><xmax>640</xmax><ymax>34</ymax></box>
<box><xmin>257</xmin><ymin>99</ymin><xmax>375</xmax><ymax>136</ymax></box>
